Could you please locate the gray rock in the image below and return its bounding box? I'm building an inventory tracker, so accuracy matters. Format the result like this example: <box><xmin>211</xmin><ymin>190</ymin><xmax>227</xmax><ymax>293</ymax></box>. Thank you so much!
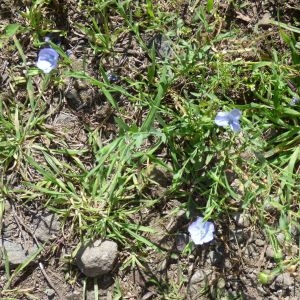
<box><xmin>86</xmin><ymin>289</ymin><xmax>112</xmax><ymax>300</ymax></box>
<box><xmin>189</xmin><ymin>269</ymin><xmax>208</xmax><ymax>298</ymax></box>
<box><xmin>208</xmin><ymin>250</ymin><xmax>223</xmax><ymax>266</ymax></box>
<box><xmin>224</xmin><ymin>259</ymin><xmax>232</xmax><ymax>270</ymax></box>
<box><xmin>4</xmin><ymin>200</ymin><xmax>11</xmax><ymax>212</ymax></box>
<box><xmin>142</xmin><ymin>291</ymin><xmax>156</xmax><ymax>300</ymax></box>
<box><xmin>86</xmin><ymin>290</ymin><xmax>96</xmax><ymax>300</ymax></box>
<box><xmin>275</xmin><ymin>273</ymin><xmax>294</xmax><ymax>288</ymax></box>
<box><xmin>265</xmin><ymin>245</ymin><xmax>283</xmax><ymax>260</ymax></box>
<box><xmin>229</xmin><ymin>229</ymin><xmax>247</xmax><ymax>243</ymax></box>
<box><xmin>274</xmin><ymin>289</ymin><xmax>284</xmax><ymax>297</ymax></box>
<box><xmin>266</xmin><ymin>245</ymin><xmax>275</xmax><ymax>258</ymax></box>
<box><xmin>246</xmin><ymin>269</ymin><xmax>257</xmax><ymax>281</ymax></box>
<box><xmin>65</xmin><ymin>291</ymin><xmax>81</xmax><ymax>300</ymax></box>
<box><xmin>268</xmin><ymin>296</ymin><xmax>279</xmax><ymax>300</ymax></box>
<box><xmin>76</xmin><ymin>239</ymin><xmax>118</xmax><ymax>277</ymax></box>
<box><xmin>190</xmin><ymin>269</ymin><xmax>207</xmax><ymax>284</ymax></box>
<box><xmin>232</xmin><ymin>213</ymin><xmax>250</xmax><ymax>228</ymax></box>
<box><xmin>2</xmin><ymin>222</ymin><xmax>18</xmax><ymax>239</ymax></box>
<box><xmin>32</xmin><ymin>212</ymin><xmax>60</xmax><ymax>242</ymax></box>
<box><xmin>289</xmin><ymin>245</ymin><xmax>299</xmax><ymax>256</ymax></box>
<box><xmin>245</xmin><ymin>243</ymin><xmax>256</xmax><ymax>257</ymax></box>
<box><xmin>257</xmin><ymin>286</ymin><xmax>268</xmax><ymax>296</ymax></box>
<box><xmin>0</xmin><ymin>239</ymin><xmax>38</xmax><ymax>266</ymax></box>
<box><xmin>147</xmin><ymin>34</ymin><xmax>173</xmax><ymax>59</ymax></box>
<box><xmin>44</xmin><ymin>288</ymin><xmax>55</xmax><ymax>297</ymax></box>
<box><xmin>217</xmin><ymin>277</ymin><xmax>226</xmax><ymax>289</ymax></box>
<box><xmin>175</xmin><ymin>233</ymin><xmax>189</xmax><ymax>251</ymax></box>
<box><xmin>276</xmin><ymin>232</ymin><xmax>285</xmax><ymax>245</ymax></box>
<box><xmin>290</xmin><ymin>224</ymin><xmax>300</xmax><ymax>237</ymax></box>
<box><xmin>255</xmin><ymin>239</ymin><xmax>265</xmax><ymax>247</ymax></box>
<box><xmin>230</xmin><ymin>178</ymin><xmax>244</xmax><ymax>195</ymax></box>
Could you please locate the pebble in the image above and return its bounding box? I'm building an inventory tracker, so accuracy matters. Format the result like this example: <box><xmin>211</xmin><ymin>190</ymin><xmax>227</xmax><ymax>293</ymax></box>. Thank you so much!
<box><xmin>229</xmin><ymin>229</ymin><xmax>247</xmax><ymax>243</ymax></box>
<box><xmin>217</xmin><ymin>277</ymin><xmax>226</xmax><ymax>289</ymax></box>
<box><xmin>276</xmin><ymin>232</ymin><xmax>285</xmax><ymax>245</ymax></box>
<box><xmin>190</xmin><ymin>269</ymin><xmax>206</xmax><ymax>284</ymax></box>
<box><xmin>65</xmin><ymin>291</ymin><xmax>81</xmax><ymax>300</ymax></box>
<box><xmin>224</xmin><ymin>259</ymin><xmax>232</xmax><ymax>269</ymax></box>
<box><xmin>257</xmin><ymin>286</ymin><xmax>268</xmax><ymax>296</ymax></box>
<box><xmin>76</xmin><ymin>239</ymin><xmax>118</xmax><ymax>277</ymax></box>
<box><xmin>4</xmin><ymin>200</ymin><xmax>11</xmax><ymax>211</ymax></box>
<box><xmin>208</xmin><ymin>250</ymin><xmax>223</xmax><ymax>266</ymax></box>
<box><xmin>275</xmin><ymin>272</ymin><xmax>294</xmax><ymax>288</ymax></box>
<box><xmin>290</xmin><ymin>224</ymin><xmax>299</xmax><ymax>237</ymax></box>
<box><xmin>232</xmin><ymin>213</ymin><xmax>250</xmax><ymax>228</ymax></box>
<box><xmin>265</xmin><ymin>245</ymin><xmax>275</xmax><ymax>258</ymax></box>
<box><xmin>44</xmin><ymin>288</ymin><xmax>55</xmax><ymax>297</ymax></box>
<box><xmin>147</xmin><ymin>33</ymin><xmax>172</xmax><ymax>59</ymax></box>
<box><xmin>142</xmin><ymin>292</ymin><xmax>156</xmax><ymax>300</ymax></box>
<box><xmin>189</xmin><ymin>269</ymin><xmax>208</xmax><ymax>297</ymax></box>
<box><xmin>86</xmin><ymin>290</ymin><xmax>112</xmax><ymax>300</ymax></box>
<box><xmin>175</xmin><ymin>233</ymin><xmax>189</xmax><ymax>251</ymax></box>
<box><xmin>247</xmin><ymin>270</ymin><xmax>257</xmax><ymax>282</ymax></box>
<box><xmin>274</xmin><ymin>289</ymin><xmax>284</xmax><ymax>297</ymax></box>
<box><xmin>245</xmin><ymin>244</ymin><xmax>256</xmax><ymax>257</ymax></box>
<box><xmin>32</xmin><ymin>212</ymin><xmax>60</xmax><ymax>242</ymax></box>
<box><xmin>230</xmin><ymin>178</ymin><xmax>244</xmax><ymax>195</ymax></box>
<box><xmin>0</xmin><ymin>239</ymin><xmax>38</xmax><ymax>266</ymax></box>
<box><xmin>255</xmin><ymin>239</ymin><xmax>265</xmax><ymax>247</ymax></box>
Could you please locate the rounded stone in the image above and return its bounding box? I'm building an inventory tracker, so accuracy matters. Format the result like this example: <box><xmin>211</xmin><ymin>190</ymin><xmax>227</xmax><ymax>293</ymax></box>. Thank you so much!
<box><xmin>208</xmin><ymin>249</ymin><xmax>223</xmax><ymax>266</ymax></box>
<box><xmin>190</xmin><ymin>269</ymin><xmax>206</xmax><ymax>284</ymax></box>
<box><xmin>32</xmin><ymin>212</ymin><xmax>60</xmax><ymax>242</ymax></box>
<box><xmin>1</xmin><ymin>240</ymin><xmax>38</xmax><ymax>266</ymax></box>
<box><xmin>44</xmin><ymin>288</ymin><xmax>55</xmax><ymax>297</ymax></box>
<box><xmin>255</xmin><ymin>239</ymin><xmax>265</xmax><ymax>247</ymax></box>
<box><xmin>189</xmin><ymin>269</ymin><xmax>208</xmax><ymax>297</ymax></box>
<box><xmin>76</xmin><ymin>239</ymin><xmax>118</xmax><ymax>277</ymax></box>
<box><xmin>275</xmin><ymin>272</ymin><xmax>294</xmax><ymax>288</ymax></box>
<box><xmin>232</xmin><ymin>213</ymin><xmax>250</xmax><ymax>228</ymax></box>
<box><xmin>265</xmin><ymin>245</ymin><xmax>275</xmax><ymax>258</ymax></box>
<box><xmin>217</xmin><ymin>277</ymin><xmax>226</xmax><ymax>289</ymax></box>
<box><xmin>276</xmin><ymin>232</ymin><xmax>285</xmax><ymax>245</ymax></box>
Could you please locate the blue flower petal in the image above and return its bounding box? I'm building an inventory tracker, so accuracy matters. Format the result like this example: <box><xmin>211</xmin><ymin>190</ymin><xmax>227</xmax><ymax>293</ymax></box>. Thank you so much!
<box><xmin>36</xmin><ymin>48</ymin><xmax>59</xmax><ymax>73</ymax></box>
<box><xmin>229</xmin><ymin>109</ymin><xmax>242</xmax><ymax>120</ymax></box>
<box><xmin>188</xmin><ymin>217</ymin><xmax>215</xmax><ymax>245</ymax></box>
<box><xmin>290</xmin><ymin>97</ymin><xmax>300</xmax><ymax>106</ymax></box>
<box><xmin>214</xmin><ymin>112</ymin><xmax>230</xmax><ymax>127</ymax></box>
<box><xmin>230</xmin><ymin>121</ymin><xmax>241</xmax><ymax>132</ymax></box>
<box><xmin>200</xmin><ymin>221</ymin><xmax>215</xmax><ymax>243</ymax></box>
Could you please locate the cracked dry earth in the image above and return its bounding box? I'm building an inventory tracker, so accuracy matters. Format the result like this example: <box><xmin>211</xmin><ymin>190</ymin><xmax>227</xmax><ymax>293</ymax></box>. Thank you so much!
<box><xmin>1</xmin><ymin>0</ymin><xmax>300</xmax><ymax>299</ymax></box>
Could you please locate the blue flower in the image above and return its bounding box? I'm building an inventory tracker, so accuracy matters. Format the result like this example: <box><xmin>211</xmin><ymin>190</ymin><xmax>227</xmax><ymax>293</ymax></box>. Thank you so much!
<box><xmin>214</xmin><ymin>109</ymin><xmax>242</xmax><ymax>132</ymax></box>
<box><xmin>36</xmin><ymin>48</ymin><xmax>59</xmax><ymax>73</ymax></box>
<box><xmin>188</xmin><ymin>217</ymin><xmax>215</xmax><ymax>245</ymax></box>
<box><xmin>290</xmin><ymin>96</ymin><xmax>300</xmax><ymax>106</ymax></box>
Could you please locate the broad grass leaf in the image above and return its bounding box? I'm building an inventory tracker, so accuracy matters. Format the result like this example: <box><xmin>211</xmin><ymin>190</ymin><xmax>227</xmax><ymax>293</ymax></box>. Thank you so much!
<box><xmin>5</xmin><ymin>24</ymin><xmax>20</xmax><ymax>37</ymax></box>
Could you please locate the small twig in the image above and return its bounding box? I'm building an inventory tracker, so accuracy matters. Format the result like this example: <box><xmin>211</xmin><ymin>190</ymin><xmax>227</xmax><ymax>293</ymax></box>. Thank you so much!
<box><xmin>39</xmin><ymin>262</ymin><xmax>63</xmax><ymax>300</ymax></box>
<box><xmin>256</xmin><ymin>244</ymin><xmax>268</xmax><ymax>273</ymax></box>
<box><xmin>11</xmin><ymin>205</ymin><xmax>30</xmax><ymax>252</ymax></box>
<box><xmin>11</xmin><ymin>203</ymin><xmax>40</xmax><ymax>247</ymax></box>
